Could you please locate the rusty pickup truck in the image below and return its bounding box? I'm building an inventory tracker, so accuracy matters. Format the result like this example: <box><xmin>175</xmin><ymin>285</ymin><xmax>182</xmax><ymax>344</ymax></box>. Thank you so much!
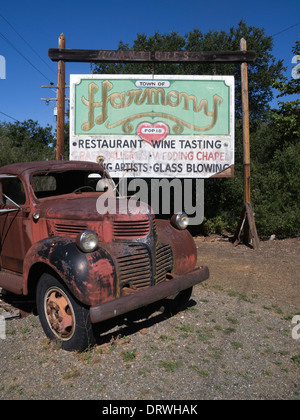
<box><xmin>0</xmin><ymin>160</ymin><xmax>209</xmax><ymax>351</ymax></box>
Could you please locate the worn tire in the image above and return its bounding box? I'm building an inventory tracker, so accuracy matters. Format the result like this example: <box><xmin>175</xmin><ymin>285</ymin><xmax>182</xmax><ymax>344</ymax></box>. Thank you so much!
<box><xmin>36</xmin><ymin>273</ymin><xmax>95</xmax><ymax>352</ymax></box>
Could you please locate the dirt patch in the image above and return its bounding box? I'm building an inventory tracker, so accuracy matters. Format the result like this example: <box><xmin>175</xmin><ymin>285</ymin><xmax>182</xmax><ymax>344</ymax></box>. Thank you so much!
<box><xmin>0</xmin><ymin>236</ymin><xmax>299</xmax><ymax>400</ymax></box>
<box><xmin>195</xmin><ymin>236</ymin><xmax>300</xmax><ymax>314</ymax></box>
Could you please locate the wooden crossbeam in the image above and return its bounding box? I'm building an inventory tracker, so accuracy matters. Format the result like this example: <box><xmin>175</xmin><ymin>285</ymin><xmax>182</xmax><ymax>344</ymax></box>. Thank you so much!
<box><xmin>48</xmin><ymin>49</ymin><xmax>256</xmax><ymax>63</ymax></box>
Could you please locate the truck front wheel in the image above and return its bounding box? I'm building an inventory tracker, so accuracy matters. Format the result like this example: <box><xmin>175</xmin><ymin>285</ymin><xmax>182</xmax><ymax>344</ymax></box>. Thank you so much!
<box><xmin>165</xmin><ymin>287</ymin><xmax>193</xmax><ymax>315</ymax></box>
<box><xmin>36</xmin><ymin>273</ymin><xmax>95</xmax><ymax>351</ymax></box>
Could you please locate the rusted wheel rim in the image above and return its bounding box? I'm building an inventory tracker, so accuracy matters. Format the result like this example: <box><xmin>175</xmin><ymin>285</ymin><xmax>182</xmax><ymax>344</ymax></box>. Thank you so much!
<box><xmin>44</xmin><ymin>287</ymin><xmax>75</xmax><ymax>340</ymax></box>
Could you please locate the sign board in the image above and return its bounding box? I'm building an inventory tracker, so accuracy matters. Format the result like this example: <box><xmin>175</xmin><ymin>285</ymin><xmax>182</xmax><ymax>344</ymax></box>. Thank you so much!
<box><xmin>70</xmin><ymin>75</ymin><xmax>234</xmax><ymax>178</ymax></box>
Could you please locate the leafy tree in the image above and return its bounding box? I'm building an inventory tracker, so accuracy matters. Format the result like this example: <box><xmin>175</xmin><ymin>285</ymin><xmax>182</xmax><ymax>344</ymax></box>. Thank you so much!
<box><xmin>272</xmin><ymin>40</ymin><xmax>300</xmax><ymax>143</ymax></box>
<box><xmin>94</xmin><ymin>20</ymin><xmax>285</xmax><ymax>121</ymax></box>
<box><xmin>0</xmin><ymin>119</ymin><xmax>55</xmax><ymax>166</ymax></box>
<box><xmin>2</xmin><ymin>119</ymin><xmax>54</xmax><ymax>149</ymax></box>
<box><xmin>248</xmin><ymin>41</ymin><xmax>300</xmax><ymax>237</ymax></box>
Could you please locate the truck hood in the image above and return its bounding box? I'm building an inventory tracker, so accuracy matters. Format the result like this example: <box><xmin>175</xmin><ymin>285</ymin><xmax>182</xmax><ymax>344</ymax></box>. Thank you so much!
<box><xmin>38</xmin><ymin>195</ymin><xmax>151</xmax><ymax>221</ymax></box>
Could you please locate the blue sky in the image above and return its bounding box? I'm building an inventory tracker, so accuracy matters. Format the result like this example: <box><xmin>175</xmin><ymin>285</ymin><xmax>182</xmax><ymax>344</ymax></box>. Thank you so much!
<box><xmin>0</xmin><ymin>0</ymin><xmax>299</xmax><ymax>130</ymax></box>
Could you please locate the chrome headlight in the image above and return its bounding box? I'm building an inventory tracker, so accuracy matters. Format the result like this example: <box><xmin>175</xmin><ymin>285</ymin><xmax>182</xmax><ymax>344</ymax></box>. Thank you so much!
<box><xmin>76</xmin><ymin>230</ymin><xmax>99</xmax><ymax>253</ymax></box>
<box><xmin>171</xmin><ymin>212</ymin><xmax>189</xmax><ymax>230</ymax></box>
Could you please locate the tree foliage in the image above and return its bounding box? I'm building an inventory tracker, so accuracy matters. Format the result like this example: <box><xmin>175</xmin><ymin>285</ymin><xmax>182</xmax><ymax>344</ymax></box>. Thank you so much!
<box><xmin>0</xmin><ymin>119</ymin><xmax>55</xmax><ymax>166</ymax></box>
<box><xmin>272</xmin><ymin>41</ymin><xmax>300</xmax><ymax>143</ymax></box>
<box><xmin>255</xmin><ymin>40</ymin><xmax>300</xmax><ymax>237</ymax></box>
<box><xmin>94</xmin><ymin>20</ymin><xmax>285</xmax><ymax>120</ymax></box>
<box><xmin>205</xmin><ymin>40</ymin><xmax>300</xmax><ymax>238</ymax></box>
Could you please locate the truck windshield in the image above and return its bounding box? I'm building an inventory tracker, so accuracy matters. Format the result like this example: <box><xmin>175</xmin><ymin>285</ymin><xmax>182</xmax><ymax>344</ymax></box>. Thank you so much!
<box><xmin>32</xmin><ymin>170</ymin><xmax>115</xmax><ymax>199</ymax></box>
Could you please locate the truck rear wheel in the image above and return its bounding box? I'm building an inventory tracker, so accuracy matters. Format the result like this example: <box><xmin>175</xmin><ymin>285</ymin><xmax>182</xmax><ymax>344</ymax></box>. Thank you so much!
<box><xmin>36</xmin><ymin>273</ymin><xmax>95</xmax><ymax>351</ymax></box>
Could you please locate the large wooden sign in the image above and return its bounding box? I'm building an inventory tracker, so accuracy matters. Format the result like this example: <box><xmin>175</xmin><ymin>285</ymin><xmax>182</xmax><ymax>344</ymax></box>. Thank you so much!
<box><xmin>70</xmin><ymin>74</ymin><xmax>235</xmax><ymax>178</ymax></box>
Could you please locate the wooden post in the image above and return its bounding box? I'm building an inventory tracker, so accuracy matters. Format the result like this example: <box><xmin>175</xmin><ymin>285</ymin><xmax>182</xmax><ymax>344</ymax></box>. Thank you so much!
<box><xmin>56</xmin><ymin>33</ymin><xmax>65</xmax><ymax>160</ymax></box>
<box><xmin>233</xmin><ymin>38</ymin><xmax>259</xmax><ymax>249</ymax></box>
<box><xmin>240</xmin><ymin>38</ymin><xmax>251</xmax><ymax>206</ymax></box>
<box><xmin>240</xmin><ymin>38</ymin><xmax>251</xmax><ymax>243</ymax></box>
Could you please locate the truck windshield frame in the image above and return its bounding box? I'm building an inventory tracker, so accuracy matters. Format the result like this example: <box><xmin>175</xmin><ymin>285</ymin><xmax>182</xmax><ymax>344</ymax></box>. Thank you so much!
<box><xmin>31</xmin><ymin>169</ymin><xmax>110</xmax><ymax>200</ymax></box>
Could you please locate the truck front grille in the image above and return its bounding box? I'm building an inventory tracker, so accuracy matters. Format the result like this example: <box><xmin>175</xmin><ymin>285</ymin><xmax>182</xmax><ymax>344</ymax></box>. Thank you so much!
<box><xmin>117</xmin><ymin>244</ymin><xmax>152</xmax><ymax>292</ymax></box>
<box><xmin>113</xmin><ymin>220</ymin><xmax>151</xmax><ymax>239</ymax></box>
<box><xmin>117</xmin><ymin>242</ymin><xmax>173</xmax><ymax>295</ymax></box>
<box><xmin>53</xmin><ymin>223</ymin><xmax>88</xmax><ymax>237</ymax></box>
<box><xmin>155</xmin><ymin>243</ymin><xmax>173</xmax><ymax>284</ymax></box>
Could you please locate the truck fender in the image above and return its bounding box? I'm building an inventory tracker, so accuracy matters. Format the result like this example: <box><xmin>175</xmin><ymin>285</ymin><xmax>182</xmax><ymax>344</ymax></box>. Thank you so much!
<box><xmin>155</xmin><ymin>219</ymin><xmax>197</xmax><ymax>275</ymax></box>
<box><xmin>23</xmin><ymin>237</ymin><xmax>117</xmax><ymax>306</ymax></box>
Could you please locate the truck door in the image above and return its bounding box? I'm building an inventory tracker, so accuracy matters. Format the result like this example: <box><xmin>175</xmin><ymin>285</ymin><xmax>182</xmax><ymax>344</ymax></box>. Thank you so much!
<box><xmin>0</xmin><ymin>176</ymin><xmax>31</xmax><ymax>273</ymax></box>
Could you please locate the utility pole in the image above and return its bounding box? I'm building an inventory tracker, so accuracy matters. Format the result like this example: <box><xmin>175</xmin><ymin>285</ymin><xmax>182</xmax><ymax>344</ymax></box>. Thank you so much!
<box><xmin>56</xmin><ymin>33</ymin><xmax>65</xmax><ymax>160</ymax></box>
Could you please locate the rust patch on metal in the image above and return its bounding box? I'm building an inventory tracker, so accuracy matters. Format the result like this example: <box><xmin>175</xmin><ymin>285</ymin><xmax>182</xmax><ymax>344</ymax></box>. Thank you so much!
<box><xmin>155</xmin><ymin>219</ymin><xmax>197</xmax><ymax>275</ymax></box>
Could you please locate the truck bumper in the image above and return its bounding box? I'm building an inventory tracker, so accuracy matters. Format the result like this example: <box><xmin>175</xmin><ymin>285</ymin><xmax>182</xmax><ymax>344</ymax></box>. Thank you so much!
<box><xmin>89</xmin><ymin>266</ymin><xmax>209</xmax><ymax>324</ymax></box>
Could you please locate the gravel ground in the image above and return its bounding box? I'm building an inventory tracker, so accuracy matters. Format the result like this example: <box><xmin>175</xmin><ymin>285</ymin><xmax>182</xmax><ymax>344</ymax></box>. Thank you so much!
<box><xmin>0</xmin><ymin>236</ymin><xmax>299</xmax><ymax>400</ymax></box>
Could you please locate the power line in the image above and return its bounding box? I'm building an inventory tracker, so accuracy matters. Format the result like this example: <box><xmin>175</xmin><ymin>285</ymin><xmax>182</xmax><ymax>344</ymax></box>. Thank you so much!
<box><xmin>0</xmin><ymin>31</ymin><xmax>53</xmax><ymax>83</ymax></box>
<box><xmin>272</xmin><ymin>22</ymin><xmax>300</xmax><ymax>37</ymax></box>
<box><xmin>0</xmin><ymin>111</ymin><xmax>18</xmax><ymax>122</ymax></box>
<box><xmin>0</xmin><ymin>13</ymin><xmax>56</xmax><ymax>76</ymax></box>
